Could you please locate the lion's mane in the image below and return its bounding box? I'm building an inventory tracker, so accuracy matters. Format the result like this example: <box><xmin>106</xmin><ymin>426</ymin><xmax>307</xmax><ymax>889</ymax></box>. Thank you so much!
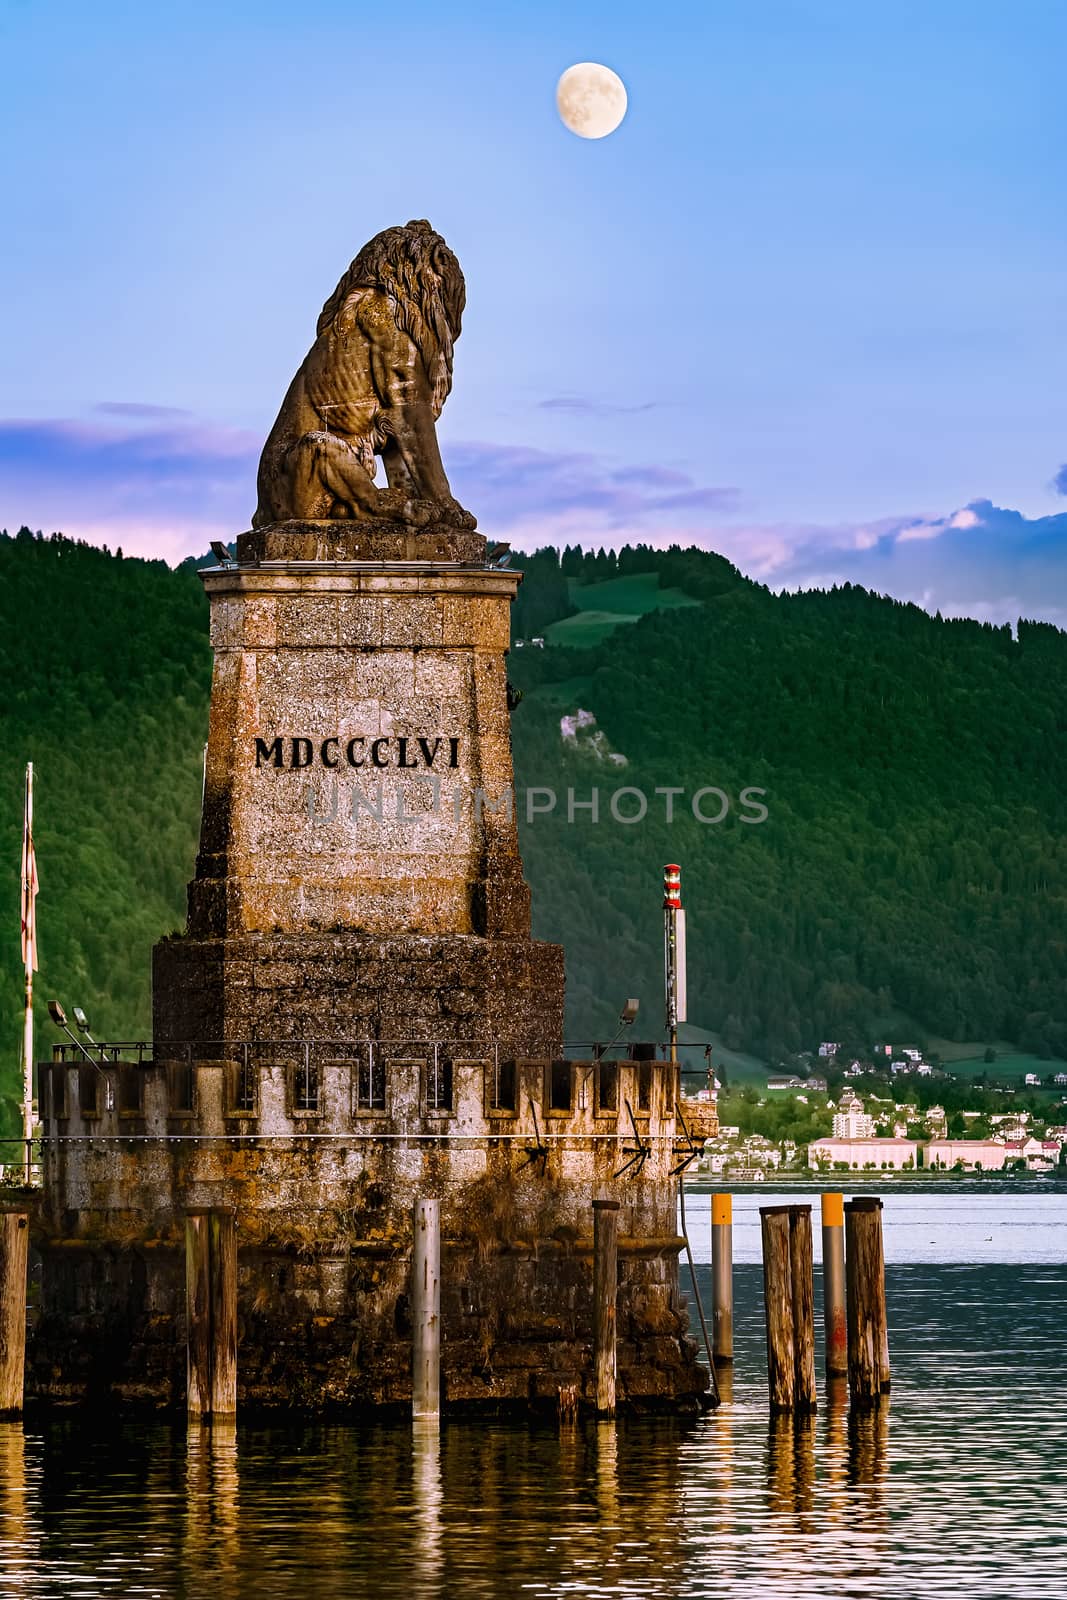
<box><xmin>316</xmin><ymin>218</ymin><xmax>465</xmax><ymax>417</ymax></box>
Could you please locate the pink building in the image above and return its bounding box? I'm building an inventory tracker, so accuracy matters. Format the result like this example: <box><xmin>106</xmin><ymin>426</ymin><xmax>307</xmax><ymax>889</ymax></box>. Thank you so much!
<box><xmin>807</xmin><ymin>1136</ymin><xmax>918</xmax><ymax>1170</ymax></box>
<box><xmin>924</xmin><ymin>1139</ymin><xmax>1009</xmax><ymax>1171</ymax></box>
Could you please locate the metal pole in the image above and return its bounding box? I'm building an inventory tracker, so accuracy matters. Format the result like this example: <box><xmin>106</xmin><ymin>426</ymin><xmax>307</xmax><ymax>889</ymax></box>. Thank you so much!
<box><xmin>411</xmin><ymin>1197</ymin><xmax>441</xmax><ymax>1421</ymax></box>
<box><xmin>711</xmin><ymin>1193</ymin><xmax>734</xmax><ymax>1364</ymax></box>
<box><xmin>663</xmin><ymin>864</ymin><xmax>682</xmax><ymax>1066</ymax></box>
<box><xmin>678</xmin><ymin>1177</ymin><xmax>719</xmax><ymax>1405</ymax></box>
<box><xmin>20</xmin><ymin>764</ymin><xmax>35</xmax><ymax>1184</ymax></box>
<box><xmin>821</xmin><ymin>1191</ymin><xmax>847</xmax><ymax>1378</ymax></box>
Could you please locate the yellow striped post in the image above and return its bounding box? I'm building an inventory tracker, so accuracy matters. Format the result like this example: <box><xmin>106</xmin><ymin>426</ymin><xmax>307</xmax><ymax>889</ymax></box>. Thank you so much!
<box><xmin>821</xmin><ymin>1192</ymin><xmax>847</xmax><ymax>1379</ymax></box>
<box><xmin>711</xmin><ymin>1193</ymin><xmax>733</xmax><ymax>1364</ymax></box>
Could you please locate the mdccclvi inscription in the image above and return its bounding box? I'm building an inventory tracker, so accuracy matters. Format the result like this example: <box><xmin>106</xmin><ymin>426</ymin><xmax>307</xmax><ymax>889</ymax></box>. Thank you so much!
<box><xmin>254</xmin><ymin>735</ymin><xmax>461</xmax><ymax>771</ymax></box>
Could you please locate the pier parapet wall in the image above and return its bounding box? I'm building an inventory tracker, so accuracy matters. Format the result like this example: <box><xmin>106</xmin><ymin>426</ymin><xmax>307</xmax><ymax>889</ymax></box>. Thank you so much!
<box><xmin>32</xmin><ymin>1044</ymin><xmax>705</xmax><ymax>1410</ymax></box>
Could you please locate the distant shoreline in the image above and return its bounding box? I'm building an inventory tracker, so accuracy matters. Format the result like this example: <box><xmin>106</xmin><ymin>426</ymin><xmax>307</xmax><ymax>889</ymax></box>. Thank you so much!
<box><xmin>685</xmin><ymin>1173</ymin><xmax>1067</xmax><ymax>1195</ymax></box>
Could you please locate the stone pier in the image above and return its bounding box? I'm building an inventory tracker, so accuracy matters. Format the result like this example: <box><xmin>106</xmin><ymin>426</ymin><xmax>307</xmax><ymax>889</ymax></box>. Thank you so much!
<box><xmin>29</xmin><ymin>220</ymin><xmax>707</xmax><ymax>1414</ymax></box>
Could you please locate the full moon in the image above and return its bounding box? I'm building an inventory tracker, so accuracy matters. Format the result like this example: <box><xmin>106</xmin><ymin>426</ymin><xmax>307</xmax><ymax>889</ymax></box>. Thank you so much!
<box><xmin>556</xmin><ymin>62</ymin><xmax>628</xmax><ymax>140</ymax></box>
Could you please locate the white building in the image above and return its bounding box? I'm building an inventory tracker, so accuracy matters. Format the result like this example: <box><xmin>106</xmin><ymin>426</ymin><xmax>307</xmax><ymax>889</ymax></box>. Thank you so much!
<box><xmin>832</xmin><ymin>1092</ymin><xmax>876</xmax><ymax>1140</ymax></box>
<box><xmin>808</xmin><ymin>1136</ymin><xmax>918</xmax><ymax>1171</ymax></box>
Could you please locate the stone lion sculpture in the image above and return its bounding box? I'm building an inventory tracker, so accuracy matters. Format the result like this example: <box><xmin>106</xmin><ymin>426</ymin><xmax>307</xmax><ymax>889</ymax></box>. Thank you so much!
<box><xmin>253</xmin><ymin>219</ymin><xmax>474</xmax><ymax>529</ymax></box>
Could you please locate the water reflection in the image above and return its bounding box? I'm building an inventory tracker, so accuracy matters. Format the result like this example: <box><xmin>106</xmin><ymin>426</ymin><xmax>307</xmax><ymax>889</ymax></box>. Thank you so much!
<box><xmin>594</xmin><ymin>1418</ymin><xmax>618</xmax><ymax>1526</ymax></box>
<box><xmin>185</xmin><ymin>1421</ymin><xmax>240</xmax><ymax>1597</ymax></box>
<box><xmin>764</xmin><ymin>1420</ymin><xmax>812</xmax><ymax>1516</ymax></box>
<box><xmin>847</xmin><ymin>1401</ymin><xmax>890</xmax><ymax>1495</ymax></box>
<box><xmin>0</xmin><ymin>1422</ymin><xmax>34</xmax><ymax>1596</ymax></box>
<box><xmin>0</xmin><ymin>1261</ymin><xmax>1064</xmax><ymax>1598</ymax></box>
<box><xmin>412</xmin><ymin>1418</ymin><xmax>442</xmax><ymax>1598</ymax></box>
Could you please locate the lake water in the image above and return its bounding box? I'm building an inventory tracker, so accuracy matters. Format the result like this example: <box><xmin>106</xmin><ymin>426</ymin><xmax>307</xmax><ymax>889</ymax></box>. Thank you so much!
<box><xmin>1</xmin><ymin>1189</ymin><xmax>1064</xmax><ymax>1599</ymax></box>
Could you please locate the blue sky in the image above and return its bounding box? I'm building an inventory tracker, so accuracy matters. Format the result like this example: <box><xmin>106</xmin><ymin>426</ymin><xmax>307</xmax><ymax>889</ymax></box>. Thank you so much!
<box><xmin>1</xmin><ymin>0</ymin><xmax>1065</xmax><ymax>620</ymax></box>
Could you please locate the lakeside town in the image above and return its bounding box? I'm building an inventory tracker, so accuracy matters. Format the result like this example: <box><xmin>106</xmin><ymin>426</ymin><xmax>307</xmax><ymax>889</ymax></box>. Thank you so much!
<box><xmin>686</xmin><ymin>1041</ymin><xmax>1067</xmax><ymax>1179</ymax></box>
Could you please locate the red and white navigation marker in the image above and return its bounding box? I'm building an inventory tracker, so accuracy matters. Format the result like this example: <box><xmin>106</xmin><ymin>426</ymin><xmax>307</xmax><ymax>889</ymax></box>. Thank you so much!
<box><xmin>663</xmin><ymin>864</ymin><xmax>687</xmax><ymax>1060</ymax></box>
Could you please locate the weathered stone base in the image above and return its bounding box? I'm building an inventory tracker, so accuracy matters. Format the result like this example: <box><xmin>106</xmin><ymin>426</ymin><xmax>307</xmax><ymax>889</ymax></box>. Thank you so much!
<box><xmin>28</xmin><ymin>1242</ymin><xmax>708</xmax><ymax>1414</ymax></box>
<box><xmin>153</xmin><ymin>929</ymin><xmax>564</xmax><ymax>1058</ymax></box>
<box><xmin>235</xmin><ymin>517</ymin><xmax>487</xmax><ymax>566</ymax></box>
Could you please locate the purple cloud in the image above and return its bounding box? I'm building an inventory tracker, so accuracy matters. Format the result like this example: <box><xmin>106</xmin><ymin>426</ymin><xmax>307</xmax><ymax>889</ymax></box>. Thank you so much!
<box><xmin>610</xmin><ymin>465</ymin><xmax>691</xmax><ymax>489</ymax></box>
<box><xmin>2</xmin><ymin>410</ymin><xmax>1065</xmax><ymax>626</ymax></box>
<box><xmin>447</xmin><ymin>439</ymin><xmax>738</xmax><ymax>531</ymax></box>
<box><xmin>767</xmin><ymin>499</ymin><xmax>1067</xmax><ymax>626</ymax></box>
<box><xmin>538</xmin><ymin>395</ymin><xmax>661</xmax><ymax>416</ymax></box>
<box><xmin>95</xmin><ymin>401</ymin><xmax>193</xmax><ymax>420</ymax></box>
<box><xmin>0</xmin><ymin>412</ymin><xmax>258</xmax><ymax>561</ymax></box>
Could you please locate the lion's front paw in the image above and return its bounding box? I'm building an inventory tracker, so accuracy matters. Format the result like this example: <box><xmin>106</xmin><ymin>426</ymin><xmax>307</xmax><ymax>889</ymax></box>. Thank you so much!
<box><xmin>402</xmin><ymin>498</ymin><xmax>441</xmax><ymax>529</ymax></box>
<box><xmin>441</xmin><ymin>497</ymin><xmax>478</xmax><ymax>530</ymax></box>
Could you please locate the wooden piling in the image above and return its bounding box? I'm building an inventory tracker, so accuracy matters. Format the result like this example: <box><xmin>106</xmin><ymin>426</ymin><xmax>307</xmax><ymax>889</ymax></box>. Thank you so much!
<box><xmin>844</xmin><ymin>1197</ymin><xmax>890</xmax><ymax>1405</ymax></box>
<box><xmin>760</xmin><ymin>1206</ymin><xmax>795</xmax><ymax>1412</ymax></box>
<box><xmin>185</xmin><ymin>1209</ymin><xmax>237</xmax><ymax>1420</ymax></box>
<box><xmin>711</xmin><ymin>1193</ymin><xmax>733</xmax><ymax>1365</ymax></box>
<box><xmin>0</xmin><ymin>1213</ymin><xmax>29</xmax><ymax>1417</ymax></box>
<box><xmin>821</xmin><ymin>1192</ymin><xmax>848</xmax><ymax>1379</ymax></box>
<box><xmin>411</xmin><ymin>1197</ymin><xmax>441</xmax><ymax>1421</ymax></box>
<box><xmin>592</xmin><ymin>1198</ymin><xmax>619</xmax><ymax>1417</ymax></box>
<box><xmin>788</xmin><ymin>1205</ymin><xmax>818</xmax><ymax>1412</ymax></box>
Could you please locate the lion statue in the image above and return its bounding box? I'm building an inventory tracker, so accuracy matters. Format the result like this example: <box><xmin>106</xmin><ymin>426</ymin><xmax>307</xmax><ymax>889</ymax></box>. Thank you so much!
<box><xmin>252</xmin><ymin>219</ymin><xmax>474</xmax><ymax>529</ymax></box>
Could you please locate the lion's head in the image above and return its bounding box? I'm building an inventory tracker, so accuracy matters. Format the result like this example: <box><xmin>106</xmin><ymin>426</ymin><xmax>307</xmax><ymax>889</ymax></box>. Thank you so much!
<box><xmin>316</xmin><ymin>219</ymin><xmax>464</xmax><ymax>417</ymax></box>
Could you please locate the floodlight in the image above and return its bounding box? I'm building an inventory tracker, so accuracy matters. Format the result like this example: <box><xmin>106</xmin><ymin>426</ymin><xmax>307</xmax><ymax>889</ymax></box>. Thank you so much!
<box><xmin>210</xmin><ymin>540</ymin><xmax>235</xmax><ymax>567</ymax></box>
<box><xmin>595</xmin><ymin>998</ymin><xmax>641</xmax><ymax>1059</ymax></box>
<box><xmin>72</xmin><ymin>1006</ymin><xmax>98</xmax><ymax>1045</ymax></box>
<box><xmin>47</xmin><ymin>998</ymin><xmax>98</xmax><ymax>1064</ymax></box>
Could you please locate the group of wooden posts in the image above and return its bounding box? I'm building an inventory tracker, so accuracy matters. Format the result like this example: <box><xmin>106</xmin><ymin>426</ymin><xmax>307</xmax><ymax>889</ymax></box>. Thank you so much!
<box><xmin>713</xmin><ymin>1192</ymin><xmax>891</xmax><ymax>1410</ymax></box>
<box><xmin>0</xmin><ymin>1193</ymin><xmax>887</xmax><ymax>1421</ymax></box>
<box><xmin>586</xmin><ymin>1191</ymin><xmax>890</xmax><ymax>1419</ymax></box>
<box><xmin>0</xmin><ymin>1206</ymin><xmax>238</xmax><ymax>1421</ymax></box>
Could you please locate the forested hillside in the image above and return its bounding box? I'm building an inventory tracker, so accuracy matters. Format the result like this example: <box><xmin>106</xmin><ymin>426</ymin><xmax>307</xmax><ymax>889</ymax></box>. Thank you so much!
<box><xmin>512</xmin><ymin>546</ymin><xmax>1067</xmax><ymax>1057</ymax></box>
<box><xmin>0</xmin><ymin>531</ymin><xmax>211</xmax><ymax>1128</ymax></box>
<box><xmin>1</xmin><ymin>528</ymin><xmax>1064</xmax><ymax>1130</ymax></box>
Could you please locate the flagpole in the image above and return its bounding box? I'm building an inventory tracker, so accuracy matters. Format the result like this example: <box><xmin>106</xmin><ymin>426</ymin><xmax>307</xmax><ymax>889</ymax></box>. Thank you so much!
<box><xmin>21</xmin><ymin>764</ymin><xmax>35</xmax><ymax>1183</ymax></box>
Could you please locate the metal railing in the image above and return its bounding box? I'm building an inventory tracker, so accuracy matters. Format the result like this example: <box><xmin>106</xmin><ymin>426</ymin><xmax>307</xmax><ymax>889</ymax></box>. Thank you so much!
<box><xmin>47</xmin><ymin>1036</ymin><xmax>719</xmax><ymax>1071</ymax></box>
<box><xmin>38</xmin><ymin>1039</ymin><xmax>717</xmax><ymax>1151</ymax></box>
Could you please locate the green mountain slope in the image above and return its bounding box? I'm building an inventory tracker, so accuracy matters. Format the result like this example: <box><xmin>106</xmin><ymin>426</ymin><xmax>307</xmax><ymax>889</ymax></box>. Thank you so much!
<box><xmin>0</xmin><ymin>530</ymin><xmax>211</xmax><ymax>1128</ymax></box>
<box><xmin>513</xmin><ymin>549</ymin><xmax>1067</xmax><ymax>1057</ymax></box>
<box><xmin>1</xmin><ymin>528</ymin><xmax>1064</xmax><ymax>1132</ymax></box>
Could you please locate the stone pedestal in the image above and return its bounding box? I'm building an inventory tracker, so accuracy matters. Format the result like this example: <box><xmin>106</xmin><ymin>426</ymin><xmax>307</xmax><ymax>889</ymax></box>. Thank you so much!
<box><xmin>153</xmin><ymin>931</ymin><xmax>563</xmax><ymax>1060</ymax></box>
<box><xmin>155</xmin><ymin>519</ymin><xmax>563</xmax><ymax>1058</ymax></box>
